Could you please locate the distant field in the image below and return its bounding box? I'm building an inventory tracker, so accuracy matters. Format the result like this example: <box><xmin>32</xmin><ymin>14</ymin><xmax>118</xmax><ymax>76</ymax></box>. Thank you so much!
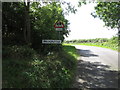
<box><xmin>64</xmin><ymin>43</ymin><xmax>119</xmax><ymax>51</ymax></box>
<box><xmin>64</xmin><ymin>37</ymin><xmax>119</xmax><ymax>52</ymax></box>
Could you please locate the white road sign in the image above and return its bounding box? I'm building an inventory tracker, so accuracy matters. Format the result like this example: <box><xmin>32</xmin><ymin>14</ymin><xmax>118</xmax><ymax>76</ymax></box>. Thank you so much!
<box><xmin>42</xmin><ymin>40</ymin><xmax>61</xmax><ymax>44</ymax></box>
<box><xmin>55</xmin><ymin>28</ymin><xmax>63</xmax><ymax>31</ymax></box>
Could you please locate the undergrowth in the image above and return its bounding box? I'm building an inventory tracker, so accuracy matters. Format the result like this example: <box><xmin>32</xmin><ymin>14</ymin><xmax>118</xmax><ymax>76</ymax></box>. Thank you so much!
<box><xmin>3</xmin><ymin>45</ymin><xmax>78</xmax><ymax>88</ymax></box>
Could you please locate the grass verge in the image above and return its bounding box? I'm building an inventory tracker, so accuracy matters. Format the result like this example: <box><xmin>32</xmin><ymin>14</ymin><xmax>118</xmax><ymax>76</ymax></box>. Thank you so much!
<box><xmin>62</xmin><ymin>45</ymin><xmax>79</xmax><ymax>59</ymax></box>
<box><xmin>63</xmin><ymin>43</ymin><xmax>119</xmax><ymax>52</ymax></box>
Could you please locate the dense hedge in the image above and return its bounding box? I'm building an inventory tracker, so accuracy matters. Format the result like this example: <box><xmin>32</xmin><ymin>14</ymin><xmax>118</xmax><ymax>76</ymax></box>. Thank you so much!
<box><xmin>3</xmin><ymin>45</ymin><xmax>77</xmax><ymax>88</ymax></box>
<box><xmin>3</xmin><ymin>45</ymin><xmax>36</xmax><ymax>59</ymax></box>
<box><xmin>65</xmin><ymin>37</ymin><xmax>119</xmax><ymax>44</ymax></box>
<box><xmin>64</xmin><ymin>37</ymin><xmax>119</xmax><ymax>51</ymax></box>
<box><xmin>65</xmin><ymin>38</ymin><xmax>109</xmax><ymax>43</ymax></box>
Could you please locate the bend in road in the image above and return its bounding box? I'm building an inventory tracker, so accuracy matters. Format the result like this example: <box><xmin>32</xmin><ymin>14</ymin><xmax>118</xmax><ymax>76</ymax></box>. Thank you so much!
<box><xmin>73</xmin><ymin>45</ymin><xmax>119</xmax><ymax>71</ymax></box>
<box><xmin>72</xmin><ymin>45</ymin><xmax>119</xmax><ymax>88</ymax></box>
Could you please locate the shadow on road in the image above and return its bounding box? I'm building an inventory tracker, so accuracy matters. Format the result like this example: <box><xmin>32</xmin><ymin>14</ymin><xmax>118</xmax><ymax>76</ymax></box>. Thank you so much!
<box><xmin>73</xmin><ymin>60</ymin><xmax>118</xmax><ymax>89</ymax></box>
<box><xmin>77</xmin><ymin>49</ymin><xmax>99</xmax><ymax>57</ymax></box>
<box><xmin>72</xmin><ymin>49</ymin><xmax>118</xmax><ymax>89</ymax></box>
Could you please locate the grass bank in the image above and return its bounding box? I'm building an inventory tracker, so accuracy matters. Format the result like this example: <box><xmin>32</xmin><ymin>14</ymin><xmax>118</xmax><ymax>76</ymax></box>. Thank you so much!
<box><xmin>3</xmin><ymin>45</ymin><xmax>79</xmax><ymax>88</ymax></box>
<box><xmin>64</xmin><ymin>37</ymin><xmax>119</xmax><ymax>52</ymax></box>
<box><xmin>64</xmin><ymin>43</ymin><xmax>119</xmax><ymax>52</ymax></box>
<box><xmin>63</xmin><ymin>45</ymin><xmax>79</xmax><ymax>59</ymax></box>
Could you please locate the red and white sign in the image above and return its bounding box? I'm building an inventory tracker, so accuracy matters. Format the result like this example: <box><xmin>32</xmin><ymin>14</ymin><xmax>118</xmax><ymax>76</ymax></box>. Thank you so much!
<box><xmin>54</xmin><ymin>21</ymin><xmax>64</xmax><ymax>28</ymax></box>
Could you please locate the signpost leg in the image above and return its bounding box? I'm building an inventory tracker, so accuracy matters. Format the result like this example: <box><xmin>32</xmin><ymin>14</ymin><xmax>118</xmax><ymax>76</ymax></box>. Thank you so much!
<box><xmin>58</xmin><ymin>31</ymin><xmax>61</xmax><ymax>51</ymax></box>
<box><xmin>59</xmin><ymin>31</ymin><xmax>60</xmax><ymax>40</ymax></box>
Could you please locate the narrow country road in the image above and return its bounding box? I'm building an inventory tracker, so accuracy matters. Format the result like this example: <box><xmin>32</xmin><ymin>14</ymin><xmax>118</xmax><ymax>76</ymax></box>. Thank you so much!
<box><xmin>72</xmin><ymin>45</ymin><xmax>119</xmax><ymax>88</ymax></box>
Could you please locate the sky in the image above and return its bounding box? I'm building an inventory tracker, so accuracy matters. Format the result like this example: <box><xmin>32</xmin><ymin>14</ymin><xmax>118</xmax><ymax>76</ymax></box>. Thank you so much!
<box><xmin>61</xmin><ymin>1</ymin><xmax>118</xmax><ymax>40</ymax></box>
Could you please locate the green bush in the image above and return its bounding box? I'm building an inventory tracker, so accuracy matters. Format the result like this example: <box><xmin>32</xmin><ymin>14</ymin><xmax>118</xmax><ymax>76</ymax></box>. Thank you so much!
<box><xmin>3</xmin><ymin>46</ymin><xmax>77</xmax><ymax>88</ymax></box>
<box><xmin>3</xmin><ymin>45</ymin><xmax>36</xmax><ymax>59</ymax></box>
<box><xmin>22</xmin><ymin>58</ymin><xmax>73</xmax><ymax>88</ymax></box>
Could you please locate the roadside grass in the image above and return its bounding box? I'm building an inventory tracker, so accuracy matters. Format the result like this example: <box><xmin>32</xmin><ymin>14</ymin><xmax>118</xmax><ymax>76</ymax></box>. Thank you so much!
<box><xmin>3</xmin><ymin>45</ymin><xmax>78</xmax><ymax>88</ymax></box>
<box><xmin>62</xmin><ymin>45</ymin><xmax>79</xmax><ymax>87</ymax></box>
<box><xmin>63</xmin><ymin>43</ymin><xmax>119</xmax><ymax>52</ymax></box>
<box><xmin>62</xmin><ymin>45</ymin><xmax>79</xmax><ymax>59</ymax></box>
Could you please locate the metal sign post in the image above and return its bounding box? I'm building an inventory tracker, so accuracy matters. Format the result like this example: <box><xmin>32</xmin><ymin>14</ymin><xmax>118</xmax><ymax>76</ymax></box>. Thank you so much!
<box><xmin>54</xmin><ymin>21</ymin><xmax>64</xmax><ymax>51</ymax></box>
<box><xmin>54</xmin><ymin>21</ymin><xmax>64</xmax><ymax>39</ymax></box>
<box><xmin>42</xmin><ymin>21</ymin><xmax>64</xmax><ymax>51</ymax></box>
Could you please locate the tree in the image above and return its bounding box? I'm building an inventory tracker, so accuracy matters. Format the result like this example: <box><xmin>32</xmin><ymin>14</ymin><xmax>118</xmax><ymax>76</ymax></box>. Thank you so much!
<box><xmin>2</xmin><ymin>1</ymin><xmax>70</xmax><ymax>54</ymax></box>
<box><xmin>93</xmin><ymin>2</ymin><xmax>120</xmax><ymax>35</ymax></box>
<box><xmin>30</xmin><ymin>2</ymin><xmax>69</xmax><ymax>53</ymax></box>
<box><xmin>2</xmin><ymin>2</ymin><xmax>25</xmax><ymax>45</ymax></box>
<box><xmin>24</xmin><ymin>0</ymin><xmax>31</xmax><ymax>45</ymax></box>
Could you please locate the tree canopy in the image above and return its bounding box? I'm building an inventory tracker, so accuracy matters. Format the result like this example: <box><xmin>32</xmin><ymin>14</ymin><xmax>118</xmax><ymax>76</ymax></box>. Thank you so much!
<box><xmin>93</xmin><ymin>2</ymin><xmax>120</xmax><ymax>29</ymax></box>
<box><xmin>2</xmin><ymin>2</ymin><xmax>71</xmax><ymax>54</ymax></box>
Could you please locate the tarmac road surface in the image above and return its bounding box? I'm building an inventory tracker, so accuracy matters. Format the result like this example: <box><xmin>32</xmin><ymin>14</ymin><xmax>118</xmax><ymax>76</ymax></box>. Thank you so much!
<box><xmin>72</xmin><ymin>45</ymin><xmax>119</xmax><ymax>88</ymax></box>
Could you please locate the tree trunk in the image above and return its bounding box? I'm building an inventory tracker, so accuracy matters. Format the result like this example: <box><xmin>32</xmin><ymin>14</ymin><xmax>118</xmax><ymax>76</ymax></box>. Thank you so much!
<box><xmin>118</xmin><ymin>30</ymin><xmax>120</xmax><ymax>45</ymax></box>
<box><xmin>24</xmin><ymin>1</ymin><xmax>27</xmax><ymax>44</ymax></box>
<box><xmin>24</xmin><ymin>0</ymin><xmax>31</xmax><ymax>45</ymax></box>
